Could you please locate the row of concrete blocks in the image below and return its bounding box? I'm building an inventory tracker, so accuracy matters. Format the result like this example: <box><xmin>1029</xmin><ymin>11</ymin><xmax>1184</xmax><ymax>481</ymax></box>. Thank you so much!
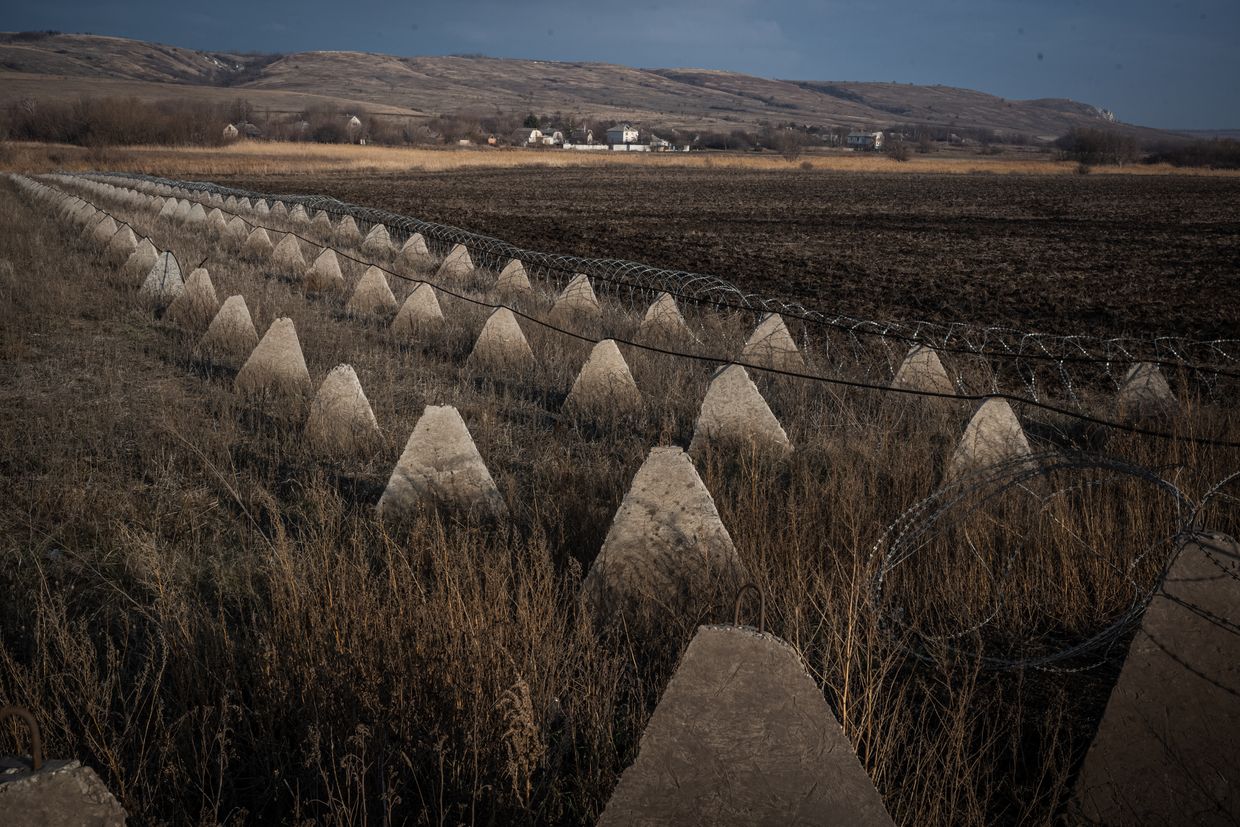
<box><xmin>51</xmin><ymin>175</ymin><xmax>1186</xmax><ymax>482</ymax></box>
<box><xmin>70</xmin><ymin>171</ymin><xmax>1187</xmax><ymax>427</ymax></box>
<box><xmin>17</xmin><ymin>173</ymin><xmax>1236</xmax><ymax>825</ymax></box>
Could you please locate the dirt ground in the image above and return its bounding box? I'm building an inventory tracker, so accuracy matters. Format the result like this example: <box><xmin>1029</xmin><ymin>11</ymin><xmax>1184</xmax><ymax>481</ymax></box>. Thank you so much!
<box><xmin>217</xmin><ymin>167</ymin><xmax>1240</xmax><ymax>342</ymax></box>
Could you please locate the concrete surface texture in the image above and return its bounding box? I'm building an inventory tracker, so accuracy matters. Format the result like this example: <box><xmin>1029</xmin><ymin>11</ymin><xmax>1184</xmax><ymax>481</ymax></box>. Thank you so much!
<box><xmin>600</xmin><ymin>624</ymin><xmax>896</xmax><ymax>826</ymax></box>
<box><xmin>1072</xmin><ymin>532</ymin><xmax>1240</xmax><ymax>825</ymax></box>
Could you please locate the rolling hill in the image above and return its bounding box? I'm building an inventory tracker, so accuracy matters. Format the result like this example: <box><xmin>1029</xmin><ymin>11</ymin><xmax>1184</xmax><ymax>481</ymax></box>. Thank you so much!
<box><xmin>0</xmin><ymin>31</ymin><xmax>1167</xmax><ymax>141</ymax></box>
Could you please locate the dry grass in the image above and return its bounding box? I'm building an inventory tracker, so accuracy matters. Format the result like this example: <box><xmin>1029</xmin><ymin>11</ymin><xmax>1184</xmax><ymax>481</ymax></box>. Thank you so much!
<box><xmin>3</xmin><ymin>140</ymin><xmax>1238</xmax><ymax>178</ymax></box>
<box><xmin>0</xmin><ymin>174</ymin><xmax>1237</xmax><ymax>825</ymax></box>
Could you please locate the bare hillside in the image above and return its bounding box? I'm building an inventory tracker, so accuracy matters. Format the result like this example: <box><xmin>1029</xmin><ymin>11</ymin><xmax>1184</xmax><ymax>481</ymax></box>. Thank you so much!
<box><xmin>0</xmin><ymin>31</ymin><xmax>1167</xmax><ymax>139</ymax></box>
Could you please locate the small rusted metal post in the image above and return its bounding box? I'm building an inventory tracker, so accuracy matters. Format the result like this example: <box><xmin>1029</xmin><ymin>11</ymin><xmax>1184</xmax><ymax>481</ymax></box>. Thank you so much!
<box><xmin>0</xmin><ymin>706</ymin><xmax>43</xmax><ymax>771</ymax></box>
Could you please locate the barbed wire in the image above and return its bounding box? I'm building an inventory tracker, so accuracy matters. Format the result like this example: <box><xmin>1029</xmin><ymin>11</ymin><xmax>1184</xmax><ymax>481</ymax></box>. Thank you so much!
<box><xmin>82</xmin><ymin>171</ymin><xmax>1240</xmax><ymax>388</ymax></box>
<box><xmin>40</xmin><ymin>172</ymin><xmax>1240</xmax><ymax>449</ymax></box>
<box><xmin>14</xmin><ymin>172</ymin><xmax>1240</xmax><ymax>674</ymax></box>
<box><xmin>867</xmin><ymin>452</ymin><xmax>1197</xmax><ymax>672</ymax></box>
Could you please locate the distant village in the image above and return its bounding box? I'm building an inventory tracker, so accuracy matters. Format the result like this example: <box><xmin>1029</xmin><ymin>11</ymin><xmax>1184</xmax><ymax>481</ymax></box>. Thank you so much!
<box><xmin>220</xmin><ymin>110</ymin><xmax>935</xmax><ymax>154</ymax></box>
<box><xmin>222</xmin><ymin>115</ymin><xmax>696</xmax><ymax>152</ymax></box>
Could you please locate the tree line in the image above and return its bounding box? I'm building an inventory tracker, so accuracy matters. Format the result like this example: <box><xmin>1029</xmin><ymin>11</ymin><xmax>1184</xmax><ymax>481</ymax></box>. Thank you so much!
<box><xmin>2</xmin><ymin>95</ymin><xmax>1236</xmax><ymax>169</ymax></box>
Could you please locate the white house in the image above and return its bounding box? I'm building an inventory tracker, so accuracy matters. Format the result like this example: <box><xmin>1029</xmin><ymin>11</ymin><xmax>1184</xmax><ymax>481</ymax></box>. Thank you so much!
<box><xmin>846</xmin><ymin>131</ymin><xmax>884</xmax><ymax>150</ymax></box>
<box><xmin>347</xmin><ymin>115</ymin><xmax>363</xmax><ymax>130</ymax></box>
<box><xmin>606</xmin><ymin>123</ymin><xmax>639</xmax><ymax>145</ymax></box>
<box><xmin>648</xmin><ymin>134</ymin><xmax>673</xmax><ymax>151</ymax></box>
<box><xmin>511</xmin><ymin>127</ymin><xmax>543</xmax><ymax>146</ymax></box>
<box><xmin>540</xmin><ymin>130</ymin><xmax>564</xmax><ymax>147</ymax></box>
<box><xmin>222</xmin><ymin>123</ymin><xmax>239</xmax><ymax>140</ymax></box>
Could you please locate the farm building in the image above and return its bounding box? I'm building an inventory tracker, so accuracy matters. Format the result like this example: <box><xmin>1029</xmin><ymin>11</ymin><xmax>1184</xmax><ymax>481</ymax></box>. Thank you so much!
<box><xmin>541</xmin><ymin>130</ymin><xmax>564</xmax><ymax>147</ymax></box>
<box><xmin>224</xmin><ymin>121</ymin><xmax>261</xmax><ymax>139</ymax></box>
<box><xmin>607</xmin><ymin>123</ymin><xmax>639</xmax><ymax>145</ymax></box>
<box><xmin>847</xmin><ymin>131</ymin><xmax>885</xmax><ymax>150</ymax></box>
<box><xmin>511</xmin><ymin>127</ymin><xmax>543</xmax><ymax>146</ymax></box>
<box><xmin>649</xmin><ymin>134</ymin><xmax>673</xmax><ymax>151</ymax></box>
<box><xmin>570</xmin><ymin>128</ymin><xmax>594</xmax><ymax>145</ymax></box>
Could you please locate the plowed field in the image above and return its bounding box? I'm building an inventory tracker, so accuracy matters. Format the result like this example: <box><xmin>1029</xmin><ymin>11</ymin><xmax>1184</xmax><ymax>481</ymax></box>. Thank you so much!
<box><xmin>219</xmin><ymin>168</ymin><xmax>1240</xmax><ymax>341</ymax></box>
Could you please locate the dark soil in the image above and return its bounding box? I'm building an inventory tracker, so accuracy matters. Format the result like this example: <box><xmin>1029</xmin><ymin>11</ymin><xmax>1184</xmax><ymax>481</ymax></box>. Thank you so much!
<box><xmin>218</xmin><ymin>168</ymin><xmax>1240</xmax><ymax>341</ymax></box>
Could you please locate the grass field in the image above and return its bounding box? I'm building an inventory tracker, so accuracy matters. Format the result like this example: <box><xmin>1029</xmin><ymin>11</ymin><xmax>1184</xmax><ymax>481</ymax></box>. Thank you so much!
<box><xmin>1</xmin><ymin>170</ymin><xmax>1237</xmax><ymax>824</ymax></box>
<box><xmin>4</xmin><ymin>139</ymin><xmax>1238</xmax><ymax>178</ymax></box>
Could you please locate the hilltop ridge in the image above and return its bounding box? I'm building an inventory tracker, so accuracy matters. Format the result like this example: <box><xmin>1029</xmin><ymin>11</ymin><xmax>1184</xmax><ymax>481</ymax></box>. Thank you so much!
<box><xmin>0</xmin><ymin>31</ymin><xmax>1164</xmax><ymax>140</ymax></box>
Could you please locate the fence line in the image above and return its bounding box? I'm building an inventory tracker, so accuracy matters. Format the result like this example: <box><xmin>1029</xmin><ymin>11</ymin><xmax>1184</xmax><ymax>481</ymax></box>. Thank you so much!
<box><xmin>12</xmin><ymin>171</ymin><xmax>1240</xmax><ymax>674</ymax></box>
<box><xmin>84</xmin><ymin>171</ymin><xmax>1240</xmax><ymax>380</ymax></box>
<box><xmin>42</xmin><ymin>173</ymin><xmax>1240</xmax><ymax>450</ymax></box>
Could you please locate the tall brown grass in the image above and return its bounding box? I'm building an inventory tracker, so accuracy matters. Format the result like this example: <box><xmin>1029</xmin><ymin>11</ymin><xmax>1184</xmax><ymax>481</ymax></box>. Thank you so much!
<box><xmin>4</xmin><ymin>140</ymin><xmax>1239</xmax><ymax>178</ymax></box>
<box><xmin>1</xmin><ymin>174</ymin><xmax>1236</xmax><ymax>825</ymax></box>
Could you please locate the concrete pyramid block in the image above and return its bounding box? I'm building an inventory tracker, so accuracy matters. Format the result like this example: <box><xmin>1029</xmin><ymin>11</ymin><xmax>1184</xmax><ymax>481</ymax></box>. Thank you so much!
<box><xmin>547</xmin><ymin>274</ymin><xmax>602</xmax><ymax>328</ymax></box>
<box><xmin>1115</xmin><ymin>362</ymin><xmax>1178</xmax><ymax>423</ymax></box>
<box><xmin>288</xmin><ymin>204</ymin><xmax>309</xmax><ymax>225</ymax></box>
<box><xmin>0</xmin><ymin>757</ymin><xmax>129</xmax><ymax>826</ymax></box>
<box><xmin>104</xmin><ymin>224</ymin><xmax>138</xmax><ymax>266</ymax></box>
<box><xmin>392</xmin><ymin>283</ymin><xmax>445</xmax><ymax>338</ymax></box>
<box><xmin>741</xmin><ymin>313</ymin><xmax>805</xmax><ymax>373</ymax></box>
<box><xmin>891</xmin><ymin>345</ymin><xmax>954</xmax><ymax>395</ymax></box>
<box><xmin>360</xmin><ymin>223</ymin><xmax>393</xmax><ymax>258</ymax></box>
<box><xmin>467</xmin><ymin>307</ymin><xmax>535</xmax><ymax>373</ymax></box>
<box><xmin>310</xmin><ymin>210</ymin><xmax>334</xmax><ymax>240</ymax></box>
<box><xmin>305</xmin><ymin>364</ymin><xmax>382</xmax><ymax>457</ymax></box>
<box><xmin>564</xmin><ymin>339</ymin><xmax>642</xmax><ymax>415</ymax></box>
<box><xmin>235</xmin><ymin>317</ymin><xmax>313</xmax><ymax>401</ymax></box>
<box><xmin>398</xmin><ymin>233</ymin><xmax>433</xmax><ymax>270</ymax></box>
<box><xmin>224</xmin><ymin>195</ymin><xmax>238</xmax><ymax>211</ymax></box>
<box><xmin>196</xmin><ymin>294</ymin><xmax>259</xmax><ymax>369</ymax></box>
<box><xmin>60</xmin><ymin>197</ymin><xmax>84</xmax><ymax>220</ymax></box>
<box><xmin>240</xmin><ymin>227</ymin><xmax>275</xmax><ymax>261</ymax></box>
<box><xmin>121</xmin><ymin>238</ymin><xmax>159</xmax><ymax>284</ymax></box>
<box><xmin>236</xmin><ymin>197</ymin><xmax>252</xmax><ymax>213</ymax></box>
<box><xmin>600</xmin><ymin>624</ymin><xmax>895</xmax><ymax>826</ymax></box>
<box><xmin>138</xmin><ymin>251</ymin><xmax>185</xmax><ymax>306</ymax></box>
<box><xmin>305</xmin><ymin>248</ymin><xmax>345</xmax><ymax>292</ymax></box>
<box><xmin>91</xmin><ymin>215</ymin><xmax>119</xmax><ymax>246</ymax></box>
<box><xmin>157</xmin><ymin>198</ymin><xmax>178</xmax><ymax>219</ymax></box>
<box><xmin>346</xmin><ymin>266</ymin><xmax>398</xmax><ymax>315</ymax></box>
<box><xmin>167</xmin><ymin>267</ymin><xmax>221</xmax><ymax>328</ymax></box>
<box><xmin>269</xmin><ymin>200</ymin><xmax>289</xmax><ymax>221</ymax></box>
<box><xmin>206</xmin><ymin>207</ymin><xmax>227</xmax><ymax>236</ymax></box>
<box><xmin>171</xmin><ymin>199</ymin><xmax>192</xmax><ymax>222</ymax></box>
<box><xmin>947</xmin><ymin>398</ymin><xmax>1033</xmax><ymax>480</ymax></box>
<box><xmin>377</xmin><ymin>405</ymin><xmax>507</xmax><ymax>521</ymax></box>
<box><xmin>74</xmin><ymin>212</ymin><xmax>99</xmax><ymax>237</ymax></box>
<box><xmin>1072</xmin><ymin>532</ymin><xmax>1240</xmax><ymax>825</ymax></box>
<box><xmin>270</xmin><ymin>233</ymin><xmax>308</xmax><ymax>274</ymax></box>
<box><xmin>184</xmin><ymin>202</ymin><xmax>207</xmax><ymax>225</ymax></box>
<box><xmin>254</xmin><ymin>200</ymin><xmax>271</xmax><ymax>218</ymax></box>
<box><xmin>496</xmin><ymin>259</ymin><xmax>532</xmax><ymax>298</ymax></box>
<box><xmin>335</xmin><ymin>215</ymin><xmax>362</xmax><ymax>247</ymax></box>
<box><xmin>223</xmin><ymin>216</ymin><xmax>249</xmax><ymax>246</ymax></box>
<box><xmin>436</xmin><ymin>243</ymin><xmax>475</xmax><ymax>282</ymax></box>
<box><xmin>688</xmin><ymin>364</ymin><xmax>790</xmax><ymax>459</ymax></box>
<box><xmin>582</xmin><ymin>447</ymin><xmax>743</xmax><ymax>621</ymax></box>
<box><xmin>637</xmin><ymin>292</ymin><xmax>695</xmax><ymax>344</ymax></box>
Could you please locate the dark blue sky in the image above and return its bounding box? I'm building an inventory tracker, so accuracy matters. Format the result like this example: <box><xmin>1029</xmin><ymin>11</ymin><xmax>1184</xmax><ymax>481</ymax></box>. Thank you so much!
<box><xmin>7</xmin><ymin>0</ymin><xmax>1238</xmax><ymax>129</ymax></box>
